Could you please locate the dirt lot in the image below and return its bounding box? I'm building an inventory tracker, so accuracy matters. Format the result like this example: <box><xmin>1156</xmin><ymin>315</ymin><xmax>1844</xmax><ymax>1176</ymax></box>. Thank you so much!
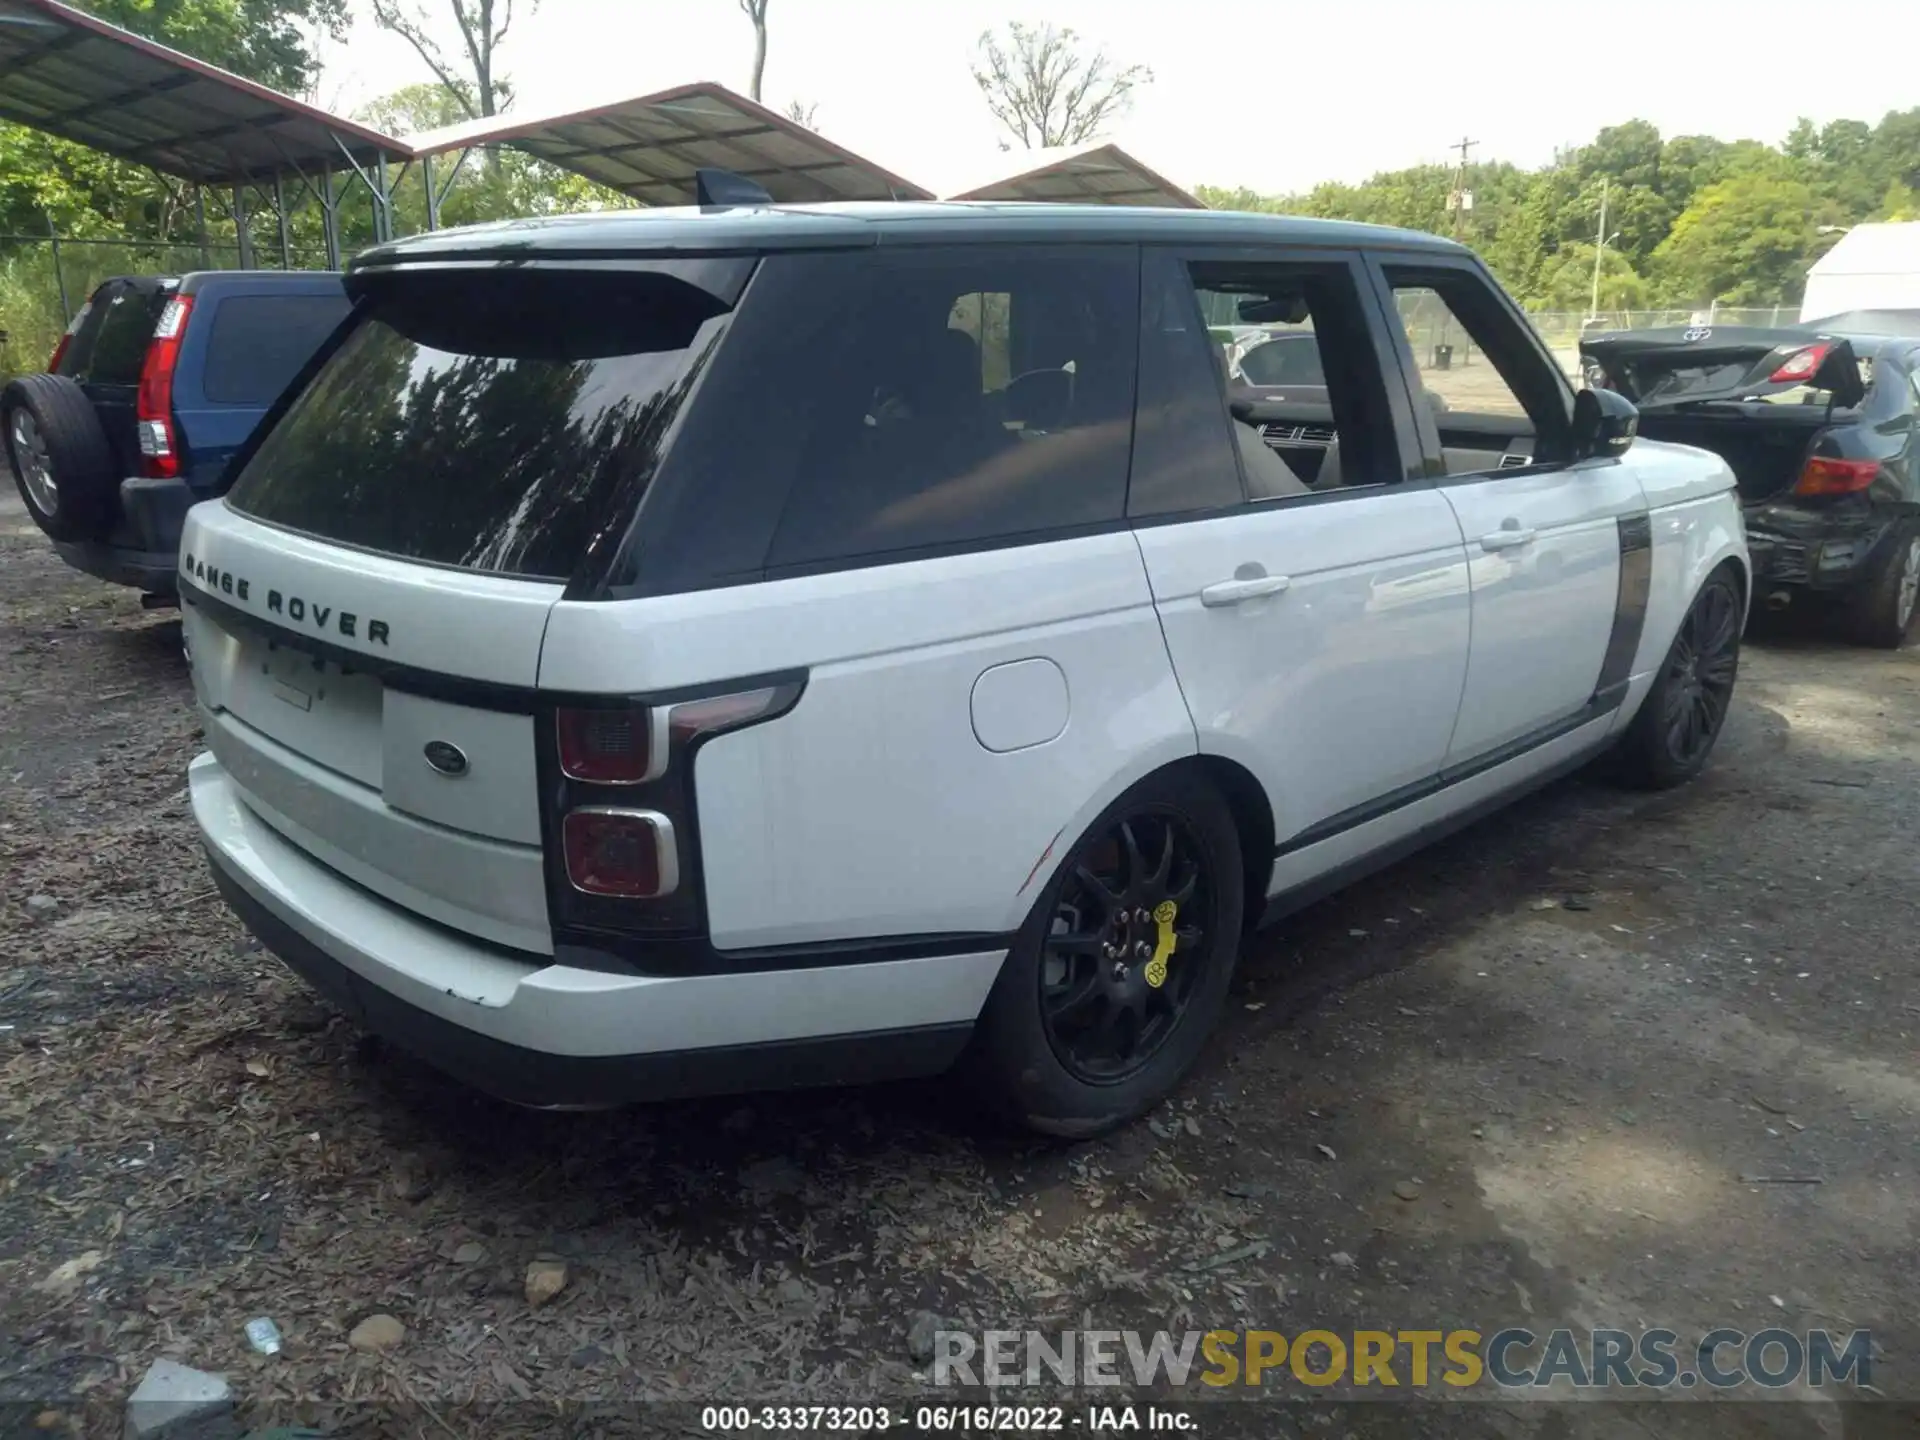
<box><xmin>2</xmin><ymin>490</ymin><xmax>1915</xmax><ymax>1439</ymax></box>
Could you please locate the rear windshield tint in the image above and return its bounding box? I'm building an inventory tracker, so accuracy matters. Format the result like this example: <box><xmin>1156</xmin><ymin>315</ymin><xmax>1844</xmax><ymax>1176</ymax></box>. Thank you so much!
<box><xmin>202</xmin><ymin>292</ymin><xmax>351</xmax><ymax>405</ymax></box>
<box><xmin>67</xmin><ymin>280</ymin><xmax>169</xmax><ymax>385</ymax></box>
<box><xmin>225</xmin><ymin>268</ymin><xmax>734</xmax><ymax>580</ymax></box>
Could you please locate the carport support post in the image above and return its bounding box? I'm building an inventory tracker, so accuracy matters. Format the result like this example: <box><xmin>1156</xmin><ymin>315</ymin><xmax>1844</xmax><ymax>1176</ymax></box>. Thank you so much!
<box><xmin>372</xmin><ymin>150</ymin><xmax>393</xmax><ymax>243</ymax></box>
<box><xmin>45</xmin><ymin>212</ymin><xmax>69</xmax><ymax>325</ymax></box>
<box><xmin>232</xmin><ymin>183</ymin><xmax>255</xmax><ymax>270</ymax></box>
<box><xmin>274</xmin><ymin>172</ymin><xmax>292</xmax><ymax>269</ymax></box>
<box><xmin>422</xmin><ymin>153</ymin><xmax>439</xmax><ymax>231</ymax></box>
<box><xmin>194</xmin><ymin>186</ymin><xmax>210</xmax><ymax>269</ymax></box>
<box><xmin>319</xmin><ymin>170</ymin><xmax>340</xmax><ymax>271</ymax></box>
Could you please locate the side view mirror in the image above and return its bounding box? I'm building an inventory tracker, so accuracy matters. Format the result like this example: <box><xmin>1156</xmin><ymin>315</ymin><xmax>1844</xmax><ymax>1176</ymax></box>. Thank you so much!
<box><xmin>1572</xmin><ymin>385</ymin><xmax>1638</xmax><ymax>461</ymax></box>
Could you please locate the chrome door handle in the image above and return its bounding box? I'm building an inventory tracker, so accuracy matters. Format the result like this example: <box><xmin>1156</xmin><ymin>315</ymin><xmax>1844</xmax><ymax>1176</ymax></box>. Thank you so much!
<box><xmin>1480</xmin><ymin>527</ymin><xmax>1537</xmax><ymax>552</ymax></box>
<box><xmin>1201</xmin><ymin>574</ymin><xmax>1292</xmax><ymax>607</ymax></box>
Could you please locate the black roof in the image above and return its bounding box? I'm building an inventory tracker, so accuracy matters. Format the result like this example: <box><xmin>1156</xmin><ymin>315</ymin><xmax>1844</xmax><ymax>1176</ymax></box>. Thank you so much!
<box><xmin>349</xmin><ymin>201</ymin><xmax>1468</xmax><ymax>272</ymax></box>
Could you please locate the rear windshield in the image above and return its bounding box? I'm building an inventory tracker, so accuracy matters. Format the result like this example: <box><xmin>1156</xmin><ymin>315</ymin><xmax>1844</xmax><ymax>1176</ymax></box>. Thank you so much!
<box><xmin>225</xmin><ymin>268</ymin><xmax>733</xmax><ymax>580</ymax></box>
<box><xmin>61</xmin><ymin>279</ymin><xmax>171</xmax><ymax>385</ymax></box>
<box><xmin>202</xmin><ymin>292</ymin><xmax>351</xmax><ymax>405</ymax></box>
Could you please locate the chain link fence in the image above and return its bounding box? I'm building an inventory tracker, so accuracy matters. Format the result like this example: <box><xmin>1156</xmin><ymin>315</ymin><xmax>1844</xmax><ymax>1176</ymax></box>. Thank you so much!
<box><xmin>0</xmin><ymin>234</ymin><xmax>333</xmax><ymax>380</ymax></box>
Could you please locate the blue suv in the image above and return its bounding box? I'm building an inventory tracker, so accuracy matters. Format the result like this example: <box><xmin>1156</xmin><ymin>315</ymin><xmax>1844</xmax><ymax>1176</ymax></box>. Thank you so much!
<box><xmin>3</xmin><ymin>269</ymin><xmax>348</xmax><ymax>597</ymax></box>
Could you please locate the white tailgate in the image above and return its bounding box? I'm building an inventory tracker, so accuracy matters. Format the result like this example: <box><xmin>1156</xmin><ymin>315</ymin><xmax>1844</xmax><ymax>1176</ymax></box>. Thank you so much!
<box><xmin>181</xmin><ymin>500</ymin><xmax>562</xmax><ymax>953</ymax></box>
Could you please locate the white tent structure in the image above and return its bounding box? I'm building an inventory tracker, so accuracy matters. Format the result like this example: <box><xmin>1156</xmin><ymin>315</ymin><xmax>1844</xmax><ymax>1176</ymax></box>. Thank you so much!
<box><xmin>1801</xmin><ymin>223</ymin><xmax>1920</xmax><ymax>323</ymax></box>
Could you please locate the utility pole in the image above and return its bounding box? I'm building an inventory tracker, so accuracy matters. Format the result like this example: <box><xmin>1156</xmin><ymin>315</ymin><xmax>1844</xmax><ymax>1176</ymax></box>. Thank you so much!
<box><xmin>1446</xmin><ymin>135</ymin><xmax>1478</xmax><ymax>238</ymax></box>
<box><xmin>1433</xmin><ymin>136</ymin><xmax>1477</xmax><ymax>364</ymax></box>
<box><xmin>1589</xmin><ymin>176</ymin><xmax>1611</xmax><ymax>320</ymax></box>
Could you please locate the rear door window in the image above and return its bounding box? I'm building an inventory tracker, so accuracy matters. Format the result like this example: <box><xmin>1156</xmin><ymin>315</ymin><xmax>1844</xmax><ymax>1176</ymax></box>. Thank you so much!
<box><xmin>67</xmin><ymin>280</ymin><xmax>170</xmax><ymax>386</ymax></box>
<box><xmin>762</xmin><ymin>245</ymin><xmax>1140</xmax><ymax>570</ymax></box>
<box><xmin>201</xmin><ymin>292</ymin><xmax>351</xmax><ymax>405</ymax></box>
<box><xmin>225</xmin><ymin>267</ymin><xmax>738</xmax><ymax>581</ymax></box>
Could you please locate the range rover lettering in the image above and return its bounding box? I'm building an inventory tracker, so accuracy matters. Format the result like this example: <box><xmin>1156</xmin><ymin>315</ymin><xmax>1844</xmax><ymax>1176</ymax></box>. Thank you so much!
<box><xmin>181</xmin><ymin>180</ymin><xmax>1748</xmax><ymax>1135</ymax></box>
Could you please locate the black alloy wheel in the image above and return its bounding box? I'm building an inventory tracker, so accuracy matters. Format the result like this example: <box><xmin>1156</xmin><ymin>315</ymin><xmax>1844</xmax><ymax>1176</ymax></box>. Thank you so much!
<box><xmin>1846</xmin><ymin>524</ymin><xmax>1920</xmax><ymax>649</ymax></box>
<box><xmin>1039</xmin><ymin>811</ymin><xmax>1216</xmax><ymax>1085</ymax></box>
<box><xmin>967</xmin><ymin>769</ymin><xmax>1245</xmax><ymax>1138</ymax></box>
<box><xmin>1658</xmin><ymin>573</ymin><xmax>1741</xmax><ymax>769</ymax></box>
<box><xmin>1614</xmin><ymin>566</ymin><xmax>1743</xmax><ymax>790</ymax></box>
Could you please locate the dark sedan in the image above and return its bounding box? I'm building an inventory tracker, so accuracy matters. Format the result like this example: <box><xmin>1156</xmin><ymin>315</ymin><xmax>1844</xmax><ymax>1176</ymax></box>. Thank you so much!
<box><xmin>1581</xmin><ymin>316</ymin><xmax>1920</xmax><ymax>646</ymax></box>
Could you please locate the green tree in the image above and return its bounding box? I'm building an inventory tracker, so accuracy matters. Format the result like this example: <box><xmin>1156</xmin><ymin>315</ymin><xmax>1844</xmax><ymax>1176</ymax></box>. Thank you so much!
<box><xmin>1196</xmin><ymin>108</ymin><xmax>1920</xmax><ymax>311</ymax></box>
<box><xmin>79</xmin><ymin>0</ymin><xmax>346</xmax><ymax>91</ymax></box>
<box><xmin>1532</xmin><ymin>243</ymin><xmax>1651</xmax><ymax>313</ymax></box>
<box><xmin>1866</xmin><ymin>108</ymin><xmax>1920</xmax><ymax>195</ymax></box>
<box><xmin>2</xmin><ymin>0</ymin><xmax>347</xmax><ymax>241</ymax></box>
<box><xmin>1652</xmin><ymin>171</ymin><xmax>1836</xmax><ymax>305</ymax></box>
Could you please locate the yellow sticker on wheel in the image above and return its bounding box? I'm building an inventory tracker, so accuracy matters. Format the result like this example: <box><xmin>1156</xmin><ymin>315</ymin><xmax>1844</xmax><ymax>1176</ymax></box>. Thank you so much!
<box><xmin>1144</xmin><ymin>900</ymin><xmax>1177</xmax><ymax>988</ymax></box>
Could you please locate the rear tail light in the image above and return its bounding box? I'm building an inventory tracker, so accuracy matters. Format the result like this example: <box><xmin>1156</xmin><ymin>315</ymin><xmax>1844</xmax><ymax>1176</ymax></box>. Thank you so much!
<box><xmin>1792</xmin><ymin>456</ymin><xmax>1879</xmax><ymax>496</ymax></box>
<box><xmin>563</xmin><ymin>808</ymin><xmax>677</xmax><ymax>898</ymax></box>
<box><xmin>1769</xmin><ymin>343</ymin><xmax>1831</xmax><ymax>384</ymax></box>
<box><xmin>556</xmin><ymin>705</ymin><xmax>662</xmax><ymax>784</ymax></box>
<box><xmin>547</xmin><ymin>679</ymin><xmax>803</xmax><ymax>939</ymax></box>
<box><xmin>666</xmin><ymin>685</ymin><xmax>796</xmax><ymax>743</ymax></box>
<box><xmin>47</xmin><ymin>302</ymin><xmax>88</xmax><ymax>372</ymax></box>
<box><xmin>135</xmin><ymin>295</ymin><xmax>193</xmax><ymax>478</ymax></box>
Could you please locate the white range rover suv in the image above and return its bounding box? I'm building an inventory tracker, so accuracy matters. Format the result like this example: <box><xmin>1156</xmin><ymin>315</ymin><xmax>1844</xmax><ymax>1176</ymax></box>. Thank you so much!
<box><xmin>180</xmin><ymin>193</ymin><xmax>1748</xmax><ymax>1135</ymax></box>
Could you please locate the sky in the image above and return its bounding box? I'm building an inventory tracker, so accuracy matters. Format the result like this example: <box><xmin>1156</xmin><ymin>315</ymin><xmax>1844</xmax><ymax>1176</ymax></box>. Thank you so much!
<box><xmin>311</xmin><ymin>0</ymin><xmax>1920</xmax><ymax>197</ymax></box>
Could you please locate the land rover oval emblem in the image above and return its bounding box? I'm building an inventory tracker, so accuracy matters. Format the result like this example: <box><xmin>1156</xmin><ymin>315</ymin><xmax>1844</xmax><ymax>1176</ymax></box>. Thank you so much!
<box><xmin>423</xmin><ymin>741</ymin><xmax>469</xmax><ymax>777</ymax></box>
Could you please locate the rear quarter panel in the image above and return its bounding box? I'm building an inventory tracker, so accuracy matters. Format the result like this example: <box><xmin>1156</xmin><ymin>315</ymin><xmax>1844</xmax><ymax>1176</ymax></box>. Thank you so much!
<box><xmin>538</xmin><ymin>535</ymin><xmax>1199</xmax><ymax>950</ymax></box>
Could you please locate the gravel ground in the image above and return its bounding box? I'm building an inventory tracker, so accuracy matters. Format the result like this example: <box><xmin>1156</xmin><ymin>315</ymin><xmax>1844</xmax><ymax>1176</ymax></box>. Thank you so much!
<box><xmin>1</xmin><ymin>490</ymin><xmax>1914</xmax><ymax>1440</ymax></box>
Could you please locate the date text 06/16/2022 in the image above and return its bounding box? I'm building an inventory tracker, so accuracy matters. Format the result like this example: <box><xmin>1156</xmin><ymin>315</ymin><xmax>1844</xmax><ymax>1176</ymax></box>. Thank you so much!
<box><xmin>699</xmin><ymin>1404</ymin><xmax>1195</xmax><ymax>1431</ymax></box>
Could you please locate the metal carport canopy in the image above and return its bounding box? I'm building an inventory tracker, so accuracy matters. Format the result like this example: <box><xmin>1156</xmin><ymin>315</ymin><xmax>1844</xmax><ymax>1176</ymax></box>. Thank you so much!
<box><xmin>0</xmin><ymin>0</ymin><xmax>407</xmax><ymax>183</ymax></box>
<box><xmin>938</xmin><ymin>144</ymin><xmax>1204</xmax><ymax>209</ymax></box>
<box><xmin>404</xmin><ymin>83</ymin><xmax>935</xmax><ymax>205</ymax></box>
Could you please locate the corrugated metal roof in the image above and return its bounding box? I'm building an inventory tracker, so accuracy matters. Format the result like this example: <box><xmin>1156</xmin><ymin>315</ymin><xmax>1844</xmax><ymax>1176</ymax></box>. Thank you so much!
<box><xmin>405</xmin><ymin>83</ymin><xmax>934</xmax><ymax>205</ymax></box>
<box><xmin>0</xmin><ymin>3</ymin><xmax>1210</xmax><ymax>222</ymax></box>
<box><xmin>934</xmin><ymin>143</ymin><xmax>1203</xmax><ymax>209</ymax></box>
<box><xmin>0</xmin><ymin>0</ymin><xmax>407</xmax><ymax>182</ymax></box>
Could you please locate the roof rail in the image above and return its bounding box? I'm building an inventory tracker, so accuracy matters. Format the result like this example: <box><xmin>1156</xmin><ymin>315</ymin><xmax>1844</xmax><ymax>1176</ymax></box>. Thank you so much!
<box><xmin>694</xmin><ymin>167</ymin><xmax>774</xmax><ymax>208</ymax></box>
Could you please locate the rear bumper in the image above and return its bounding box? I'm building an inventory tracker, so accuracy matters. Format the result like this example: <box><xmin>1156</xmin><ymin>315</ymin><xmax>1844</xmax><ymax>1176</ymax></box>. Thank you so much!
<box><xmin>1744</xmin><ymin>503</ymin><xmax>1893</xmax><ymax>594</ymax></box>
<box><xmin>50</xmin><ymin>477</ymin><xmax>194</xmax><ymax>593</ymax></box>
<box><xmin>190</xmin><ymin>753</ymin><xmax>995</xmax><ymax>1108</ymax></box>
<box><xmin>52</xmin><ymin>540</ymin><xmax>179</xmax><ymax>593</ymax></box>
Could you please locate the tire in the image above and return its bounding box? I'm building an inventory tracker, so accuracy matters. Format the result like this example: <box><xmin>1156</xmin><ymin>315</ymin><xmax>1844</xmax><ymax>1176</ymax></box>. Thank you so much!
<box><xmin>1612</xmin><ymin>565</ymin><xmax>1743</xmax><ymax>791</ymax></box>
<box><xmin>2</xmin><ymin>373</ymin><xmax>118</xmax><ymax>542</ymax></box>
<box><xmin>1844</xmin><ymin>525</ymin><xmax>1920</xmax><ymax>649</ymax></box>
<box><xmin>966</xmin><ymin>767</ymin><xmax>1245</xmax><ymax>1138</ymax></box>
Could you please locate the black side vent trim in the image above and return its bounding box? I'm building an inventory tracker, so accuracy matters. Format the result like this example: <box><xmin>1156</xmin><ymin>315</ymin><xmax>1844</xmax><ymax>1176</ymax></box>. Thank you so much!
<box><xmin>1592</xmin><ymin>511</ymin><xmax>1654</xmax><ymax>707</ymax></box>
